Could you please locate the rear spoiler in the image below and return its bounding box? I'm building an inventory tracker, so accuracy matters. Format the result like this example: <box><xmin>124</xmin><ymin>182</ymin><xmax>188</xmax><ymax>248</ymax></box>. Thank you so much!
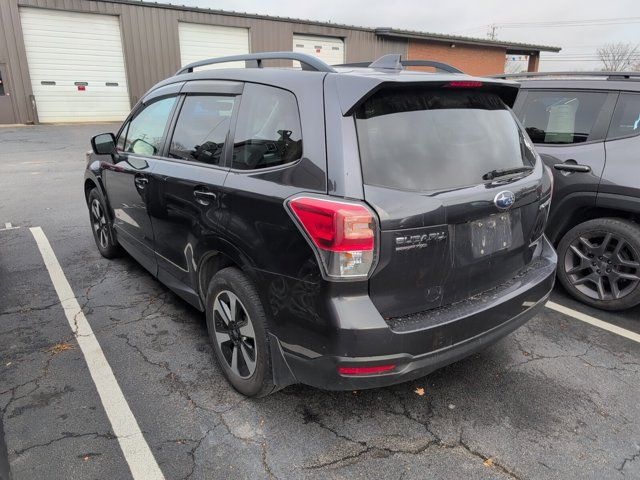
<box><xmin>331</xmin><ymin>75</ymin><xmax>521</xmax><ymax>116</ymax></box>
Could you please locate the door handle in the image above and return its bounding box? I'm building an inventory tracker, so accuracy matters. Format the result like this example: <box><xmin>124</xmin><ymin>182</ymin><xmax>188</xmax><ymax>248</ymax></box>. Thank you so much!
<box><xmin>193</xmin><ymin>188</ymin><xmax>217</xmax><ymax>205</ymax></box>
<box><xmin>553</xmin><ymin>162</ymin><xmax>591</xmax><ymax>173</ymax></box>
<box><xmin>134</xmin><ymin>176</ymin><xmax>148</xmax><ymax>188</ymax></box>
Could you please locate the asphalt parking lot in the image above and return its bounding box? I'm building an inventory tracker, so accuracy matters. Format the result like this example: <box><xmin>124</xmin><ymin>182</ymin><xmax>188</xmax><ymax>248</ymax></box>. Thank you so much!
<box><xmin>1</xmin><ymin>124</ymin><xmax>639</xmax><ymax>480</ymax></box>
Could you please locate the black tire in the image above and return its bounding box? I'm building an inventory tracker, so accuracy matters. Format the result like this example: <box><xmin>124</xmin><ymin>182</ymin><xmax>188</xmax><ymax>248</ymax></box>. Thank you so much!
<box><xmin>87</xmin><ymin>188</ymin><xmax>121</xmax><ymax>259</ymax></box>
<box><xmin>557</xmin><ymin>218</ymin><xmax>640</xmax><ymax>311</ymax></box>
<box><xmin>205</xmin><ymin>267</ymin><xmax>276</xmax><ymax>397</ymax></box>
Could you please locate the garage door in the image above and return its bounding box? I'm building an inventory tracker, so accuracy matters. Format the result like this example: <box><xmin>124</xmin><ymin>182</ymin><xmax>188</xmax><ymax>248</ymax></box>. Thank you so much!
<box><xmin>293</xmin><ymin>35</ymin><xmax>345</xmax><ymax>65</ymax></box>
<box><xmin>179</xmin><ymin>23</ymin><xmax>250</xmax><ymax>69</ymax></box>
<box><xmin>20</xmin><ymin>8</ymin><xmax>130</xmax><ymax>123</ymax></box>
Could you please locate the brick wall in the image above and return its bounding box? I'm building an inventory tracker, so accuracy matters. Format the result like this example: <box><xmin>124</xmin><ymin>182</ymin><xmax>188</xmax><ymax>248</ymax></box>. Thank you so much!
<box><xmin>408</xmin><ymin>40</ymin><xmax>507</xmax><ymax>76</ymax></box>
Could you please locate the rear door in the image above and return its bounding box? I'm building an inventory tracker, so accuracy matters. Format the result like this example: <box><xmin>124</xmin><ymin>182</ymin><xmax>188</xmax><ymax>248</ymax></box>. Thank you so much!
<box><xmin>514</xmin><ymin>88</ymin><xmax>616</xmax><ymax>242</ymax></box>
<box><xmin>147</xmin><ymin>81</ymin><xmax>242</xmax><ymax>306</ymax></box>
<box><xmin>354</xmin><ymin>85</ymin><xmax>547</xmax><ymax>318</ymax></box>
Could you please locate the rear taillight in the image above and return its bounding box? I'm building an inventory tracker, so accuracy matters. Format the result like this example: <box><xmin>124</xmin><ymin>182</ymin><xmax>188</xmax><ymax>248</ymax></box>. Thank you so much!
<box><xmin>287</xmin><ymin>196</ymin><xmax>378</xmax><ymax>280</ymax></box>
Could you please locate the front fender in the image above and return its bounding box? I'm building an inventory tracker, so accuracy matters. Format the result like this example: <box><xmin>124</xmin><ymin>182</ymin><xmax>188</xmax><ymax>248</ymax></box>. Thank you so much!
<box><xmin>84</xmin><ymin>162</ymin><xmax>117</xmax><ymax>243</ymax></box>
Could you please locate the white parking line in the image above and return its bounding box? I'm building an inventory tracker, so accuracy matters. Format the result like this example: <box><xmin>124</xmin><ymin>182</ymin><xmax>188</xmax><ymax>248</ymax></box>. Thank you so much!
<box><xmin>30</xmin><ymin>227</ymin><xmax>165</xmax><ymax>480</ymax></box>
<box><xmin>1</xmin><ymin>222</ymin><xmax>20</xmax><ymax>231</ymax></box>
<box><xmin>547</xmin><ymin>301</ymin><xmax>640</xmax><ymax>344</ymax></box>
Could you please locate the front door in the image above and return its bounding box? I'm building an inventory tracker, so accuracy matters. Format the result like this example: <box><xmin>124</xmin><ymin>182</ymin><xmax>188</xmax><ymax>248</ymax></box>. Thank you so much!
<box><xmin>514</xmin><ymin>89</ymin><xmax>617</xmax><ymax>242</ymax></box>
<box><xmin>148</xmin><ymin>86</ymin><xmax>241</xmax><ymax>306</ymax></box>
<box><xmin>0</xmin><ymin>65</ymin><xmax>17</xmax><ymax>124</ymax></box>
<box><xmin>103</xmin><ymin>95</ymin><xmax>178</xmax><ymax>275</ymax></box>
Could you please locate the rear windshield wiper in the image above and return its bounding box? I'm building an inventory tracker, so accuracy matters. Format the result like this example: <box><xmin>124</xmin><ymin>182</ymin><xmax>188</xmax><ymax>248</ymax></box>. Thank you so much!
<box><xmin>482</xmin><ymin>166</ymin><xmax>534</xmax><ymax>181</ymax></box>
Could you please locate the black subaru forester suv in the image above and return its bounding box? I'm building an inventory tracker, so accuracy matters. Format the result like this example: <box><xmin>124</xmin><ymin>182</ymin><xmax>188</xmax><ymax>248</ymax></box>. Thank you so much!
<box><xmin>85</xmin><ymin>53</ymin><xmax>556</xmax><ymax>397</ymax></box>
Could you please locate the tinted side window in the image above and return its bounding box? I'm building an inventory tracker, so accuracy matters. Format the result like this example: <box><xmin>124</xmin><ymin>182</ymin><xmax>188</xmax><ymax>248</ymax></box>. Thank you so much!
<box><xmin>169</xmin><ymin>95</ymin><xmax>235</xmax><ymax>165</ymax></box>
<box><xmin>608</xmin><ymin>93</ymin><xmax>640</xmax><ymax>140</ymax></box>
<box><xmin>125</xmin><ymin>96</ymin><xmax>176</xmax><ymax>156</ymax></box>
<box><xmin>518</xmin><ymin>90</ymin><xmax>607</xmax><ymax>144</ymax></box>
<box><xmin>232</xmin><ymin>84</ymin><xmax>302</xmax><ymax>170</ymax></box>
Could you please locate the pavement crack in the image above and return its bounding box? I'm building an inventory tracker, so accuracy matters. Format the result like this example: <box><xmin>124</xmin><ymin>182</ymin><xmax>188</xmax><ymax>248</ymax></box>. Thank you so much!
<box><xmin>303</xmin><ymin>447</ymin><xmax>373</xmax><ymax>470</ymax></box>
<box><xmin>260</xmin><ymin>441</ymin><xmax>277</xmax><ymax>480</ymax></box>
<box><xmin>13</xmin><ymin>431</ymin><xmax>116</xmax><ymax>455</ymax></box>
<box><xmin>617</xmin><ymin>443</ymin><xmax>640</xmax><ymax>474</ymax></box>
<box><xmin>0</xmin><ymin>302</ymin><xmax>61</xmax><ymax>316</ymax></box>
<box><xmin>301</xmin><ymin>406</ymin><xmax>366</xmax><ymax>447</ymax></box>
<box><xmin>299</xmin><ymin>405</ymin><xmax>438</xmax><ymax>470</ymax></box>
<box><xmin>458</xmin><ymin>431</ymin><xmax>523</xmax><ymax>480</ymax></box>
<box><xmin>178</xmin><ymin>428</ymin><xmax>214</xmax><ymax>480</ymax></box>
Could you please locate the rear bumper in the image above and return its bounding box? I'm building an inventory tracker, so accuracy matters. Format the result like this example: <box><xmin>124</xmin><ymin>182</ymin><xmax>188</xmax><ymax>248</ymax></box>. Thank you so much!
<box><xmin>274</xmin><ymin>236</ymin><xmax>557</xmax><ymax>391</ymax></box>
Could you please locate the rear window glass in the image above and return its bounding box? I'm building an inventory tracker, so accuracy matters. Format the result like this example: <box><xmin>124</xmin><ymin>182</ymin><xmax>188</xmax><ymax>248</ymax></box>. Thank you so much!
<box><xmin>355</xmin><ymin>87</ymin><xmax>536</xmax><ymax>192</ymax></box>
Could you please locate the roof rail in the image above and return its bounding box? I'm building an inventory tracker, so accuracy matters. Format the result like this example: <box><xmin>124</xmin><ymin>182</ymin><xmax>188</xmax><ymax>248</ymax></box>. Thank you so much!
<box><xmin>175</xmin><ymin>52</ymin><xmax>336</xmax><ymax>75</ymax></box>
<box><xmin>336</xmin><ymin>55</ymin><xmax>463</xmax><ymax>74</ymax></box>
<box><xmin>492</xmin><ymin>71</ymin><xmax>640</xmax><ymax>81</ymax></box>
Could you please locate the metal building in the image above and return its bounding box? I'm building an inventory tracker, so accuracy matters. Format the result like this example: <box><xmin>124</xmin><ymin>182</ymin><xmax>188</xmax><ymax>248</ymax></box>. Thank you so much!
<box><xmin>0</xmin><ymin>0</ymin><xmax>560</xmax><ymax>124</ymax></box>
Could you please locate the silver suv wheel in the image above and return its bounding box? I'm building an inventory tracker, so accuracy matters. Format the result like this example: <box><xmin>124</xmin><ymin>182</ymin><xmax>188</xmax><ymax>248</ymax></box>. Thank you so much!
<box><xmin>212</xmin><ymin>290</ymin><xmax>257</xmax><ymax>379</ymax></box>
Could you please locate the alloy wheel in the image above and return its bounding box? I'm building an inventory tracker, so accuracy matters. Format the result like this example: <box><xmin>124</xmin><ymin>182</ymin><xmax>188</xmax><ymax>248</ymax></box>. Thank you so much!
<box><xmin>212</xmin><ymin>290</ymin><xmax>257</xmax><ymax>379</ymax></box>
<box><xmin>91</xmin><ymin>199</ymin><xmax>109</xmax><ymax>249</ymax></box>
<box><xmin>564</xmin><ymin>232</ymin><xmax>640</xmax><ymax>301</ymax></box>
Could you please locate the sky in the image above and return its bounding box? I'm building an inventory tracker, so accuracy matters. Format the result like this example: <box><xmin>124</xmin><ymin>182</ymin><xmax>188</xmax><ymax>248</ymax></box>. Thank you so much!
<box><xmin>156</xmin><ymin>0</ymin><xmax>640</xmax><ymax>71</ymax></box>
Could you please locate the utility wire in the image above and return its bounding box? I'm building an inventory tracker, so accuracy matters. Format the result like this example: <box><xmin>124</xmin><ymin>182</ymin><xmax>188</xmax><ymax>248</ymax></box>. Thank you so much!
<box><xmin>495</xmin><ymin>16</ymin><xmax>640</xmax><ymax>28</ymax></box>
<box><xmin>453</xmin><ymin>16</ymin><xmax>640</xmax><ymax>35</ymax></box>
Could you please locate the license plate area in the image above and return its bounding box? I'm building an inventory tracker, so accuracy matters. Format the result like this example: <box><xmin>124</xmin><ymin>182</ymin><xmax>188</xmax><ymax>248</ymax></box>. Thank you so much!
<box><xmin>453</xmin><ymin>209</ymin><xmax>524</xmax><ymax>266</ymax></box>
<box><xmin>470</xmin><ymin>212</ymin><xmax>513</xmax><ymax>258</ymax></box>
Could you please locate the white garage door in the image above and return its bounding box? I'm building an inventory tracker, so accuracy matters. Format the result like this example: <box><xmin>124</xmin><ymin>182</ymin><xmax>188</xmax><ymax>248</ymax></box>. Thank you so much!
<box><xmin>20</xmin><ymin>8</ymin><xmax>130</xmax><ymax>123</ymax></box>
<box><xmin>293</xmin><ymin>35</ymin><xmax>345</xmax><ymax>65</ymax></box>
<box><xmin>179</xmin><ymin>23</ymin><xmax>250</xmax><ymax>70</ymax></box>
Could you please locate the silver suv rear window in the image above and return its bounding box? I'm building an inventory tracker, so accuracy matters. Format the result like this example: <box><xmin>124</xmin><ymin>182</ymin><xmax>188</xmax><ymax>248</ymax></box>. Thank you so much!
<box><xmin>355</xmin><ymin>87</ymin><xmax>536</xmax><ymax>192</ymax></box>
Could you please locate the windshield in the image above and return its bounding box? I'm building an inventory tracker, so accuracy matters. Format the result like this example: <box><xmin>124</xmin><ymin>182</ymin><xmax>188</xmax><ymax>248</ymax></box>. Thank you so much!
<box><xmin>355</xmin><ymin>87</ymin><xmax>537</xmax><ymax>192</ymax></box>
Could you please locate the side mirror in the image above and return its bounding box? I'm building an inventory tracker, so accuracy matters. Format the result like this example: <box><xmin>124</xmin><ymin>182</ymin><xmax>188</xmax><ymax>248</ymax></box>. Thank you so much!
<box><xmin>91</xmin><ymin>133</ymin><xmax>116</xmax><ymax>155</ymax></box>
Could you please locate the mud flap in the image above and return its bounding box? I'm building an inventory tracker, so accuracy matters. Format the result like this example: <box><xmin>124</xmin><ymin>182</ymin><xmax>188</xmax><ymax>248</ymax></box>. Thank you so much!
<box><xmin>268</xmin><ymin>333</ymin><xmax>298</xmax><ymax>389</ymax></box>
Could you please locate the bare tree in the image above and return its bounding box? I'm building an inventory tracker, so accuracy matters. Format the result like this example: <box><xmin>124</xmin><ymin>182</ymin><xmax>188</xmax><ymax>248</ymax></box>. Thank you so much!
<box><xmin>597</xmin><ymin>43</ymin><xmax>639</xmax><ymax>71</ymax></box>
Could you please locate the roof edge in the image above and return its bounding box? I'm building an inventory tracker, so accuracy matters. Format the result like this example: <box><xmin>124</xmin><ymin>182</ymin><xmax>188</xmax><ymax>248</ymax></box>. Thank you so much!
<box><xmin>94</xmin><ymin>1</ymin><xmax>561</xmax><ymax>53</ymax></box>
<box><xmin>95</xmin><ymin>0</ymin><xmax>375</xmax><ymax>32</ymax></box>
<box><xmin>375</xmin><ymin>28</ymin><xmax>562</xmax><ymax>53</ymax></box>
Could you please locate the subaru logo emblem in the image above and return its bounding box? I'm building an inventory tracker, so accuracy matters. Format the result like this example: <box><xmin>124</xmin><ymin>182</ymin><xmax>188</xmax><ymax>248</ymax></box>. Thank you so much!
<box><xmin>494</xmin><ymin>191</ymin><xmax>515</xmax><ymax>210</ymax></box>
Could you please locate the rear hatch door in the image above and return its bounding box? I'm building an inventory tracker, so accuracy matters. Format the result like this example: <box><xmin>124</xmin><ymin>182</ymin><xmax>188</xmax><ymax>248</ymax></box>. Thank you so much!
<box><xmin>354</xmin><ymin>83</ymin><xmax>546</xmax><ymax>318</ymax></box>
